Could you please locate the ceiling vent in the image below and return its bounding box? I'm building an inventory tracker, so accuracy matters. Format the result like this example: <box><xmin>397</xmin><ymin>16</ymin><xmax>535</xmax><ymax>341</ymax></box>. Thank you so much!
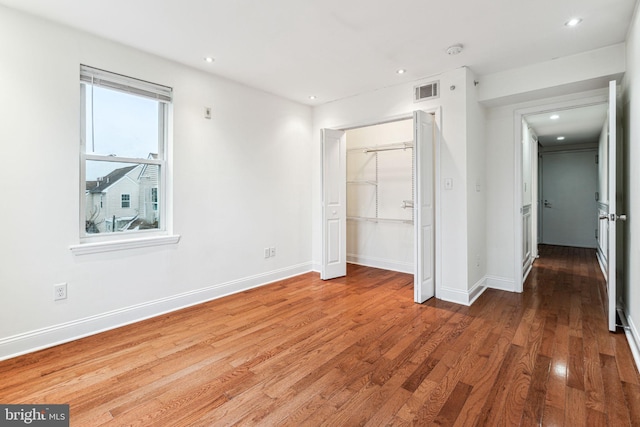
<box><xmin>414</xmin><ymin>81</ymin><xmax>439</xmax><ymax>102</ymax></box>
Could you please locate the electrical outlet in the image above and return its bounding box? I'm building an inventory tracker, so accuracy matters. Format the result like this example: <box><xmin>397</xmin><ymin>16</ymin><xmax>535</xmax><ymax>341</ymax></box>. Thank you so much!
<box><xmin>270</xmin><ymin>247</ymin><xmax>276</xmax><ymax>257</ymax></box>
<box><xmin>54</xmin><ymin>283</ymin><xmax>67</xmax><ymax>301</ymax></box>
<box><xmin>264</xmin><ymin>248</ymin><xmax>270</xmax><ymax>258</ymax></box>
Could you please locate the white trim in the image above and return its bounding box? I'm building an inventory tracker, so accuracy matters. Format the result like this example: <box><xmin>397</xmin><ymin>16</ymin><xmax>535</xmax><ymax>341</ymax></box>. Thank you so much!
<box><xmin>434</xmin><ymin>107</ymin><xmax>443</xmax><ymax>301</ymax></box>
<box><xmin>596</xmin><ymin>250</ymin><xmax>607</xmax><ymax>278</ymax></box>
<box><xmin>620</xmin><ymin>304</ymin><xmax>640</xmax><ymax>372</ymax></box>
<box><xmin>70</xmin><ymin>234</ymin><xmax>180</xmax><ymax>255</ymax></box>
<box><xmin>514</xmin><ymin>112</ymin><xmax>524</xmax><ymax>293</ymax></box>
<box><xmin>522</xmin><ymin>264</ymin><xmax>533</xmax><ymax>282</ymax></box>
<box><xmin>438</xmin><ymin>277</ymin><xmax>487</xmax><ymax>306</ymax></box>
<box><xmin>346</xmin><ymin>255</ymin><xmax>412</xmax><ymax>274</ymax></box>
<box><xmin>0</xmin><ymin>262</ymin><xmax>313</xmax><ymax>361</ymax></box>
<box><xmin>438</xmin><ymin>285</ymin><xmax>473</xmax><ymax>306</ymax></box>
<box><xmin>485</xmin><ymin>275</ymin><xmax>517</xmax><ymax>292</ymax></box>
<box><xmin>468</xmin><ymin>278</ymin><xmax>488</xmax><ymax>305</ymax></box>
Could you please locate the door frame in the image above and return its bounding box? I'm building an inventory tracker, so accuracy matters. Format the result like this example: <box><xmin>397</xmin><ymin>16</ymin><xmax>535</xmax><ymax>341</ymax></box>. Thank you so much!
<box><xmin>321</xmin><ymin>107</ymin><xmax>443</xmax><ymax>298</ymax></box>
<box><xmin>513</xmin><ymin>92</ymin><xmax>608</xmax><ymax>291</ymax></box>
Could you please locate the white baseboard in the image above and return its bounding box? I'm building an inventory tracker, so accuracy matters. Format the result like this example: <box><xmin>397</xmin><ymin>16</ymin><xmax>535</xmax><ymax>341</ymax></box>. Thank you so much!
<box><xmin>438</xmin><ymin>285</ymin><xmax>472</xmax><ymax>306</ymax></box>
<box><xmin>0</xmin><ymin>262</ymin><xmax>313</xmax><ymax>361</ymax></box>
<box><xmin>596</xmin><ymin>249</ymin><xmax>607</xmax><ymax>278</ymax></box>
<box><xmin>438</xmin><ymin>276</ymin><xmax>487</xmax><ymax>306</ymax></box>
<box><xmin>620</xmin><ymin>304</ymin><xmax>640</xmax><ymax>373</ymax></box>
<box><xmin>311</xmin><ymin>262</ymin><xmax>322</xmax><ymax>273</ymax></box>
<box><xmin>346</xmin><ymin>254</ymin><xmax>413</xmax><ymax>274</ymax></box>
<box><xmin>485</xmin><ymin>275</ymin><xmax>517</xmax><ymax>292</ymax></box>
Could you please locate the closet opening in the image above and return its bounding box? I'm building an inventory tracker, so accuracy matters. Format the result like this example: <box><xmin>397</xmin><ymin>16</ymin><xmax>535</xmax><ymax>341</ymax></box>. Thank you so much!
<box><xmin>345</xmin><ymin>119</ymin><xmax>415</xmax><ymax>274</ymax></box>
<box><xmin>321</xmin><ymin>110</ymin><xmax>436</xmax><ymax>303</ymax></box>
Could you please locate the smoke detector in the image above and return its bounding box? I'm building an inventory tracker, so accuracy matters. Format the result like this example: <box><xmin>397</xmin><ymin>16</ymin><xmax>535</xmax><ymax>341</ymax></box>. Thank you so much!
<box><xmin>446</xmin><ymin>44</ymin><xmax>464</xmax><ymax>55</ymax></box>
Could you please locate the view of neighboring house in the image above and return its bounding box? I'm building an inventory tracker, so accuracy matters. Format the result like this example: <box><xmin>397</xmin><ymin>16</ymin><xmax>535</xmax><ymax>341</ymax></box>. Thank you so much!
<box><xmin>85</xmin><ymin>155</ymin><xmax>159</xmax><ymax>233</ymax></box>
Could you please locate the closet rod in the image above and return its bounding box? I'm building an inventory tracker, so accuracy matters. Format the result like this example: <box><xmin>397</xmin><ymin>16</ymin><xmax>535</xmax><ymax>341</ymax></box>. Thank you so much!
<box><xmin>348</xmin><ymin>141</ymin><xmax>414</xmax><ymax>154</ymax></box>
<box><xmin>347</xmin><ymin>216</ymin><xmax>413</xmax><ymax>225</ymax></box>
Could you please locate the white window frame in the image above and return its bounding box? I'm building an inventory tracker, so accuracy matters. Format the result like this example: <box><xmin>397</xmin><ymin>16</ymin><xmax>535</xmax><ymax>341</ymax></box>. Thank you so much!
<box><xmin>72</xmin><ymin>65</ymin><xmax>179</xmax><ymax>254</ymax></box>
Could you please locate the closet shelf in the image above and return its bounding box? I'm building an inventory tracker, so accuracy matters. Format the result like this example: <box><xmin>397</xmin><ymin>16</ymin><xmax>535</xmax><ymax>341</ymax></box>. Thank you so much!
<box><xmin>347</xmin><ymin>180</ymin><xmax>378</xmax><ymax>186</ymax></box>
<box><xmin>347</xmin><ymin>216</ymin><xmax>413</xmax><ymax>225</ymax></box>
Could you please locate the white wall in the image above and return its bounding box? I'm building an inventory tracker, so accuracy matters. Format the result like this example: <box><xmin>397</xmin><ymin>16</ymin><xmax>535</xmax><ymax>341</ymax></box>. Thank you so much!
<box><xmin>313</xmin><ymin>67</ymin><xmax>485</xmax><ymax>304</ymax></box>
<box><xmin>623</xmin><ymin>1</ymin><xmax>640</xmax><ymax>366</ymax></box>
<box><xmin>345</xmin><ymin>120</ymin><xmax>414</xmax><ymax>273</ymax></box>
<box><xmin>478</xmin><ymin>44</ymin><xmax>626</xmax><ymax>107</ymax></box>
<box><xmin>0</xmin><ymin>6</ymin><xmax>313</xmax><ymax>359</ymax></box>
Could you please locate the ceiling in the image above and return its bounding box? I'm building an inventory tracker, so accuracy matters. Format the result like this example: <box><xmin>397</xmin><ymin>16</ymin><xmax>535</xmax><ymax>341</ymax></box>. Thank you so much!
<box><xmin>0</xmin><ymin>0</ymin><xmax>636</xmax><ymax>105</ymax></box>
<box><xmin>526</xmin><ymin>104</ymin><xmax>608</xmax><ymax>147</ymax></box>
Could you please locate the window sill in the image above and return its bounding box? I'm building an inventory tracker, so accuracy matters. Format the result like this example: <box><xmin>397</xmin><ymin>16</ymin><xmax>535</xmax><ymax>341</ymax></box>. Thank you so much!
<box><xmin>70</xmin><ymin>235</ymin><xmax>181</xmax><ymax>256</ymax></box>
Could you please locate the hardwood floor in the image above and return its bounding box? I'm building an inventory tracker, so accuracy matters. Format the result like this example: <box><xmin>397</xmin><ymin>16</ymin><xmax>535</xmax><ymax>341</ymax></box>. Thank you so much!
<box><xmin>1</xmin><ymin>245</ymin><xmax>639</xmax><ymax>426</ymax></box>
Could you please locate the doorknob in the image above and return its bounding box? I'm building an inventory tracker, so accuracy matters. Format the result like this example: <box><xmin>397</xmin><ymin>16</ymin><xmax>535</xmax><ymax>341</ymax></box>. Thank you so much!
<box><xmin>600</xmin><ymin>213</ymin><xmax>628</xmax><ymax>221</ymax></box>
<box><xmin>544</xmin><ymin>200</ymin><xmax>552</xmax><ymax>208</ymax></box>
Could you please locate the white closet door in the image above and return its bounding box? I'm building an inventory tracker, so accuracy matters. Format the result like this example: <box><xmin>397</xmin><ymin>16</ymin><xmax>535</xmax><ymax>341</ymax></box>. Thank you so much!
<box><xmin>321</xmin><ymin>129</ymin><xmax>347</xmax><ymax>280</ymax></box>
<box><xmin>414</xmin><ymin>111</ymin><xmax>435</xmax><ymax>303</ymax></box>
<box><xmin>605</xmin><ymin>80</ymin><xmax>625</xmax><ymax>332</ymax></box>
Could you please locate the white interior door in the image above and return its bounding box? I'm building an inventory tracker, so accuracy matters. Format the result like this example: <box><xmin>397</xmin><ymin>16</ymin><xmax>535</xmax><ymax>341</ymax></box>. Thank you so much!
<box><xmin>414</xmin><ymin>111</ymin><xmax>435</xmax><ymax>303</ymax></box>
<box><xmin>605</xmin><ymin>80</ymin><xmax>624</xmax><ymax>332</ymax></box>
<box><xmin>321</xmin><ymin>129</ymin><xmax>346</xmax><ymax>280</ymax></box>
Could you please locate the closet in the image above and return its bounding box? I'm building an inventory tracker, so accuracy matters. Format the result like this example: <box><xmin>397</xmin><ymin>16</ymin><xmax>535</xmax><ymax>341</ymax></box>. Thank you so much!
<box><xmin>345</xmin><ymin>119</ymin><xmax>415</xmax><ymax>273</ymax></box>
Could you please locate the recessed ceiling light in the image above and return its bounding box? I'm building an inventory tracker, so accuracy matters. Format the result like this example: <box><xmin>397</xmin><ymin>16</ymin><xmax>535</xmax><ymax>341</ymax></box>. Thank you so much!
<box><xmin>396</xmin><ymin>69</ymin><xmax>406</xmax><ymax>74</ymax></box>
<box><xmin>309</xmin><ymin>95</ymin><xmax>317</xmax><ymax>100</ymax></box>
<box><xmin>204</xmin><ymin>57</ymin><xmax>214</xmax><ymax>63</ymax></box>
<box><xmin>565</xmin><ymin>18</ymin><xmax>582</xmax><ymax>27</ymax></box>
<box><xmin>557</xmin><ymin>136</ymin><xmax>566</xmax><ymax>141</ymax></box>
<box><xmin>550</xmin><ymin>114</ymin><xmax>560</xmax><ymax>120</ymax></box>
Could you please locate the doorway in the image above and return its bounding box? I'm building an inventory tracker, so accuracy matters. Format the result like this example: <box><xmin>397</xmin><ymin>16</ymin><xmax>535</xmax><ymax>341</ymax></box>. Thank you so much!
<box><xmin>522</xmin><ymin>103</ymin><xmax>608</xmax><ymax>253</ymax></box>
<box><xmin>517</xmin><ymin>87</ymin><xmax>622</xmax><ymax>332</ymax></box>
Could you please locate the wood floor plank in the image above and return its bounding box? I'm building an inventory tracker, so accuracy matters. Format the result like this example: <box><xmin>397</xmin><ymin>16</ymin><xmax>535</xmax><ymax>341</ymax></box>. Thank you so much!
<box><xmin>520</xmin><ymin>354</ymin><xmax>551</xmax><ymax>427</ymax></box>
<box><xmin>0</xmin><ymin>246</ymin><xmax>639</xmax><ymax>425</ymax></box>
<box><xmin>621</xmin><ymin>381</ymin><xmax>640</xmax><ymax>427</ymax></box>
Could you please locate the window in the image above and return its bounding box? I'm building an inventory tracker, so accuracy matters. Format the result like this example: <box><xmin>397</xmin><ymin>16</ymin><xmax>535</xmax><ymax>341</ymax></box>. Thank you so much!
<box><xmin>80</xmin><ymin>65</ymin><xmax>172</xmax><ymax>238</ymax></box>
<box><xmin>151</xmin><ymin>188</ymin><xmax>158</xmax><ymax>211</ymax></box>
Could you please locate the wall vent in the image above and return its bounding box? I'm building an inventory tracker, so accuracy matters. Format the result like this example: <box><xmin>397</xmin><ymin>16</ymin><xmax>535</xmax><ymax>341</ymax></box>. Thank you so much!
<box><xmin>414</xmin><ymin>81</ymin><xmax>439</xmax><ymax>102</ymax></box>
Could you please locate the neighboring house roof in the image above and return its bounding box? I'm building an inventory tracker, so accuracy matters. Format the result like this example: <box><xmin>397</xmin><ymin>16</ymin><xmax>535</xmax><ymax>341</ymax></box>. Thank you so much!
<box><xmin>90</xmin><ymin>165</ymin><xmax>138</xmax><ymax>193</ymax></box>
<box><xmin>86</xmin><ymin>181</ymin><xmax>98</xmax><ymax>191</ymax></box>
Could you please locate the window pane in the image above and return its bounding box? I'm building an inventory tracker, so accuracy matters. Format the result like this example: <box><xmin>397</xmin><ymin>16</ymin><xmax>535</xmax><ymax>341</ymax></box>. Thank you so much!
<box><xmin>85</xmin><ymin>160</ymin><xmax>160</xmax><ymax>234</ymax></box>
<box><xmin>84</xmin><ymin>85</ymin><xmax>160</xmax><ymax>159</ymax></box>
